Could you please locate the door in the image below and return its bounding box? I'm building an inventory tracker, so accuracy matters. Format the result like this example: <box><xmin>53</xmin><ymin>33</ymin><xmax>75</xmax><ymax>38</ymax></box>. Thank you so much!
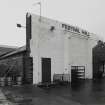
<box><xmin>42</xmin><ymin>58</ymin><xmax>51</xmax><ymax>83</ymax></box>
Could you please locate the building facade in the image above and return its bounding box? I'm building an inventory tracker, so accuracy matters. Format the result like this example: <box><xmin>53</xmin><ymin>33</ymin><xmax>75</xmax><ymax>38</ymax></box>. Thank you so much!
<box><xmin>26</xmin><ymin>13</ymin><xmax>97</xmax><ymax>84</ymax></box>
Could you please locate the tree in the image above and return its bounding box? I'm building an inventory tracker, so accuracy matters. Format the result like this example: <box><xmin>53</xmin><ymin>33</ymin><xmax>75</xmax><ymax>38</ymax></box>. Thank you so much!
<box><xmin>93</xmin><ymin>40</ymin><xmax>105</xmax><ymax>78</ymax></box>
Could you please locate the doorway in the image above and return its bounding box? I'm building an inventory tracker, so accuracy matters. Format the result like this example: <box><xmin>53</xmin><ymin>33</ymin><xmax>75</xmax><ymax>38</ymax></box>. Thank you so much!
<box><xmin>42</xmin><ymin>58</ymin><xmax>51</xmax><ymax>83</ymax></box>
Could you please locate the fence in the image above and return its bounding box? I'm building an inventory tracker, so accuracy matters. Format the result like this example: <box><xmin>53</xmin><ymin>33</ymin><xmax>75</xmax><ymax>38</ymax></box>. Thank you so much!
<box><xmin>53</xmin><ymin>74</ymin><xmax>70</xmax><ymax>83</ymax></box>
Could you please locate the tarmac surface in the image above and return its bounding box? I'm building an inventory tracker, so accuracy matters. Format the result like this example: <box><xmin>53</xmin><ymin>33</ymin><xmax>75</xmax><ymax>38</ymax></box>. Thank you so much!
<box><xmin>1</xmin><ymin>78</ymin><xmax>105</xmax><ymax>105</ymax></box>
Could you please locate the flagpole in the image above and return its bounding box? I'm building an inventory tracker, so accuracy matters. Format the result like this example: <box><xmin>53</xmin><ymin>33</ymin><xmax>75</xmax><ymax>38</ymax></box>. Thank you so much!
<box><xmin>33</xmin><ymin>2</ymin><xmax>41</xmax><ymax>22</ymax></box>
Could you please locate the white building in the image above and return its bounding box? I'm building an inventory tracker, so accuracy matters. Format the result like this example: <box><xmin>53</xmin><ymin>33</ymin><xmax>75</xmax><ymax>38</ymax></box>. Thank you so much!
<box><xmin>26</xmin><ymin>13</ymin><xmax>97</xmax><ymax>84</ymax></box>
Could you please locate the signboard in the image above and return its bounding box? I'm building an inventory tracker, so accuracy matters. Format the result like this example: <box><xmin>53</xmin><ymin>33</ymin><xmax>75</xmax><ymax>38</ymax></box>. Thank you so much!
<box><xmin>62</xmin><ymin>24</ymin><xmax>90</xmax><ymax>36</ymax></box>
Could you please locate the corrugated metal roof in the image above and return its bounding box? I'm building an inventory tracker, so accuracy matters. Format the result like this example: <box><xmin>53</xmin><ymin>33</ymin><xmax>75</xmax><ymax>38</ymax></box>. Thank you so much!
<box><xmin>0</xmin><ymin>46</ymin><xmax>26</xmax><ymax>59</ymax></box>
<box><xmin>0</xmin><ymin>45</ymin><xmax>17</xmax><ymax>57</ymax></box>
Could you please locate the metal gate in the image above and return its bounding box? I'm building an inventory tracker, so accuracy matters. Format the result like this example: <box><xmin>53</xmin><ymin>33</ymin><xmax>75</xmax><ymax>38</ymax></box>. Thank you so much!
<box><xmin>71</xmin><ymin>66</ymin><xmax>85</xmax><ymax>82</ymax></box>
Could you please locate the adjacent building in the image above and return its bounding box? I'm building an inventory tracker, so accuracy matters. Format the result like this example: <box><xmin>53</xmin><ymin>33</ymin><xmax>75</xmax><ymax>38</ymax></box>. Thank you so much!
<box><xmin>0</xmin><ymin>46</ymin><xmax>33</xmax><ymax>85</ymax></box>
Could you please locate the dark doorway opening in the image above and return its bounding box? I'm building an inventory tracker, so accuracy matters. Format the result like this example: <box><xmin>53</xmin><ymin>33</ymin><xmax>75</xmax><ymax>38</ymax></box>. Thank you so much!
<box><xmin>42</xmin><ymin>58</ymin><xmax>51</xmax><ymax>83</ymax></box>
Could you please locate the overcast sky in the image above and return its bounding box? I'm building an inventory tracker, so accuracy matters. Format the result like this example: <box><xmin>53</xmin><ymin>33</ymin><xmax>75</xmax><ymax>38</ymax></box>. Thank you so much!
<box><xmin>0</xmin><ymin>0</ymin><xmax>105</xmax><ymax>47</ymax></box>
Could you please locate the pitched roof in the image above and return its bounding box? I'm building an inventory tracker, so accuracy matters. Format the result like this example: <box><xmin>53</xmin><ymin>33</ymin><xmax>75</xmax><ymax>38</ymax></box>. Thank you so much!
<box><xmin>0</xmin><ymin>45</ymin><xmax>17</xmax><ymax>57</ymax></box>
<box><xmin>0</xmin><ymin>46</ymin><xmax>26</xmax><ymax>59</ymax></box>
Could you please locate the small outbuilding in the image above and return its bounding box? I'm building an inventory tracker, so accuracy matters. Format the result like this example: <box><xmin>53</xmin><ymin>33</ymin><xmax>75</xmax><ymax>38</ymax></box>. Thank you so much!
<box><xmin>0</xmin><ymin>46</ymin><xmax>33</xmax><ymax>85</ymax></box>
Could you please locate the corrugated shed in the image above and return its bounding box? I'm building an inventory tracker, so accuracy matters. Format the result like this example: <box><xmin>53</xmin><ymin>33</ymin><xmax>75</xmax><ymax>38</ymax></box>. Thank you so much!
<box><xmin>0</xmin><ymin>46</ymin><xmax>26</xmax><ymax>59</ymax></box>
<box><xmin>0</xmin><ymin>45</ymin><xmax>17</xmax><ymax>57</ymax></box>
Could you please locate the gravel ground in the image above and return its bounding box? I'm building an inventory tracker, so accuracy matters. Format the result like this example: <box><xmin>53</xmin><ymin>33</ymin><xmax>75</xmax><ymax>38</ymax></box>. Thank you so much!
<box><xmin>1</xmin><ymin>79</ymin><xmax>105</xmax><ymax>105</ymax></box>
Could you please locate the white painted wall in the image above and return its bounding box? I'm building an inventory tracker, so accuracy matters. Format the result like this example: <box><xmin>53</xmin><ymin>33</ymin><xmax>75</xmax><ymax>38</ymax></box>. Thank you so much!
<box><xmin>30</xmin><ymin>14</ymin><xmax>65</xmax><ymax>84</ymax></box>
<box><xmin>30</xmin><ymin>13</ymin><xmax>97</xmax><ymax>84</ymax></box>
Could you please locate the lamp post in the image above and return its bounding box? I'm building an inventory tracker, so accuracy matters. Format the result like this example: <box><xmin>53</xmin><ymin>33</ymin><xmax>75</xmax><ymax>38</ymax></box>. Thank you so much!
<box><xmin>17</xmin><ymin>24</ymin><xmax>26</xmax><ymax>28</ymax></box>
